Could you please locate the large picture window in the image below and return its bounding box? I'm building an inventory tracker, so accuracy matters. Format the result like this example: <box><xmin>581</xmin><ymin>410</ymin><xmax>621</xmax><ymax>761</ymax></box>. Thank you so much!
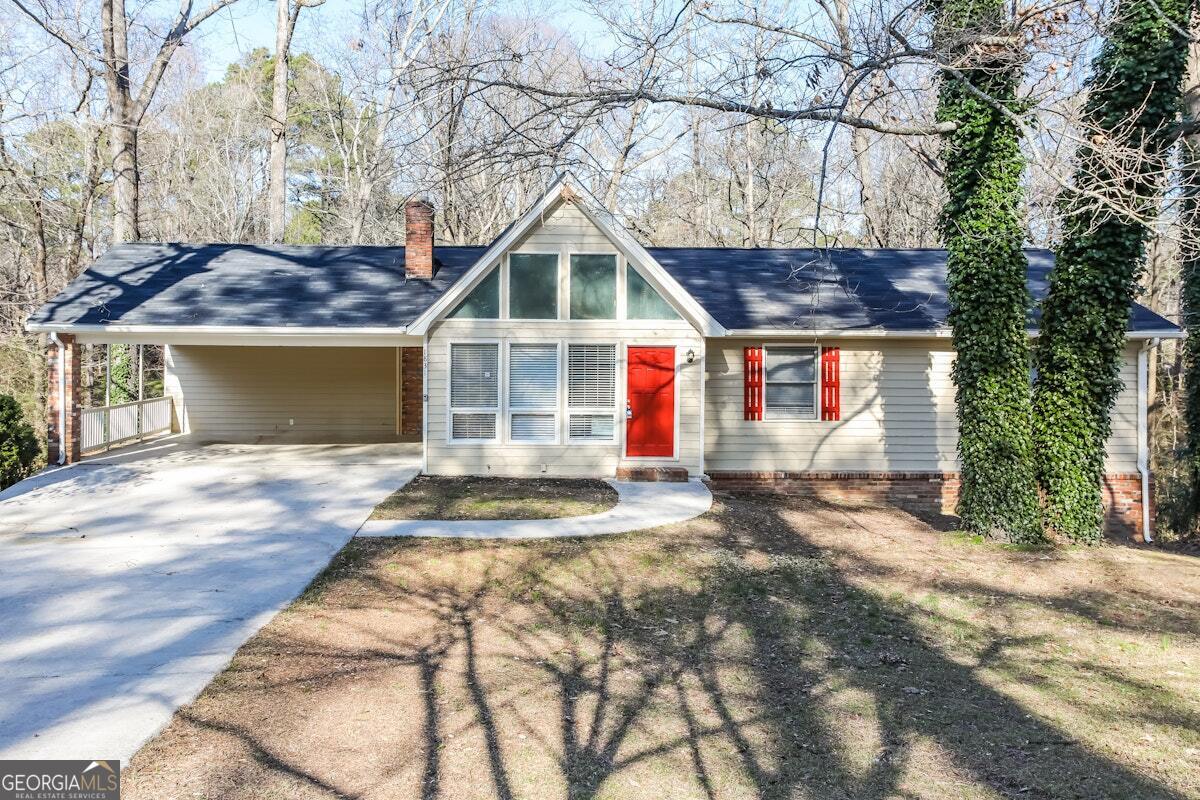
<box><xmin>567</xmin><ymin>343</ymin><xmax>617</xmax><ymax>441</ymax></box>
<box><xmin>569</xmin><ymin>254</ymin><xmax>617</xmax><ymax>319</ymax></box>
<box><xmin>765</xmin><ymin>346</ymin><xmax>818</xmax><ymax>419</ymax></box>
<box><xmin>509</xmin><ymin>254</ymin><xmax>558</xmax><ymax>319</ymax></box>
<box><xmin>508</xmin><ymin>343</ymin><xmax>559</xmax><ymax>442</ymax></box>
<box><xmin>449</xmin><ymin>343</ymin><xmax>499</xmax><ymax>440</ymax></box>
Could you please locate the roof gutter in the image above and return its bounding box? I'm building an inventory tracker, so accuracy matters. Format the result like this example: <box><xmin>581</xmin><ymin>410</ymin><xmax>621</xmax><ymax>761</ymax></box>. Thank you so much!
<box><xmin>723</xmin><ymin>327</ymin><xmax>1183</xmax><ymax>340</ymax></box>
<box><xmin>26</xmin><ymin>322</ymin><xmax>411</xmax><ymax>336</ymax></box>
<box><xmin>48</xmin><ymin>332</ymin><xmax>66</xmax><ymax>466</ymax></box>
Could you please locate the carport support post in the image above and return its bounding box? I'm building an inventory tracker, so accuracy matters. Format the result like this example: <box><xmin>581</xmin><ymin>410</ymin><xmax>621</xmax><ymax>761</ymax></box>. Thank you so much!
<box><xmin>46</xmin><ymin>333</ymin><xmax>81</xmax><ymax>465</ymax></box>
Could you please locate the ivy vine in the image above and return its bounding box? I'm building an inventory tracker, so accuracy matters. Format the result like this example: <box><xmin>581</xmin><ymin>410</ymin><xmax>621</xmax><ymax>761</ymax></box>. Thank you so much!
<box><xmin>1182</xmin><ymin>131</ymin><xmax>1200</xmax><ymax>525</ymax></box>
<box><xmin>1032</xmin><ymin>0</ymin><xmax>1192</xmax><ymax>543</ymax></box>
<box><xmin>932</xmin><ymin>0</ymin><xmax>1044</xmax><ymax>541</ymax></box>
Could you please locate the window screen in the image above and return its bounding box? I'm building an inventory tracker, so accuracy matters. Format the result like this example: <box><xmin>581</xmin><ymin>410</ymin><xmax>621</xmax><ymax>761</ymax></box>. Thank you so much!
<box><xmin>626</xmin><ymin>266</ymin><xmax>679</xmax><ymax>320</ymax></box>
<box><xmin>449</xmin><ymin>269</ymin><xmax>500</xmax><ymax>319</ymax></box>
<box><xmin>508</xmin><ymin>343</ymin><xmax>558</xmax><ymax>442</ymax></box>
<box><xmin>765</xmin><ymin>346</ymin><xmax>818</xmax><ymax>418</ymax></box>
<box><xmin>569</xmin><ymin>254</ymin><xmax>617</xmax><ymax>319</ymax></box>
<box><xmin>449</xmin><ymin>343</ymin><xmax>499</xmax><ymax>439</ymax></box>
<box><xmin>567</xmin><ymin>343</ymin><xmax>617</xmax><ymax>440</ymax></box>
<box><xmin>509</xmin><ymin>254</ymin><xmax>558</xmax><ymax>319</ymax></box>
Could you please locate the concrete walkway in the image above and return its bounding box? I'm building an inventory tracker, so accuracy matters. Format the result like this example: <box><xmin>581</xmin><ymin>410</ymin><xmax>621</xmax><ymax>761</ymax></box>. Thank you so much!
<box><xmin>0</xmin><ymin>439</ymin><xmax>419</xmax><ymax>763</ymax></box>
<box><xmin>357</xmin><ymin>479</ymin><xmax>713</xmax><ymax>539</ymax></box>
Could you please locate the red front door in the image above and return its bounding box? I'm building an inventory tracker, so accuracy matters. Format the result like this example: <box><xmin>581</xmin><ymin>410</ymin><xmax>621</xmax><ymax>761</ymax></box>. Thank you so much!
<box><xmin>626</xmin><ymin>346</ymin><xmax>675</xmax><ymax>457</ymax></box>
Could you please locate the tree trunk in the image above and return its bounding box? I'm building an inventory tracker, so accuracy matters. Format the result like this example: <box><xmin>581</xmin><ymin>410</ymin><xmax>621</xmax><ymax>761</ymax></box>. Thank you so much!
<box><xmin>1032</xmin><ymin>0</ymin><xmax>1192</xmax><ymax>542</ymax></box>
<box><xmin>101</xmin><ymin>0</ymin><xmax>140</xmax><ymax>243</ymax></box>
<box><xmin>267</xmin><ymin>0</ymin><xmax>291</xmax><ymax>243</ymax></box>
<box><xmin>109</xmin><ymin>124</ymin><xmax>139</xmax><ymax>242</ymax></box>
<box><xmin>1181</xmin><ymin>11</ymin><xmax>1200</xmax><ymax>520</ymax></box>
<box><xmin>931</xmin><ymin>0</ymin><xmax>1043</xmax><ymax>542</ymax></box>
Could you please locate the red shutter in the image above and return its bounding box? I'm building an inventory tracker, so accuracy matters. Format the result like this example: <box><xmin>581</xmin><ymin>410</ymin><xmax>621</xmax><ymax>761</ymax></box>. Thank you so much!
<box><xmin>821</xmin><ymin>346</ymin><xmax>840</xmax><ymax>421</ymax></box>
<box><xmin>744</xmin><ymin>346</ymin><xmax>763</xmax><ymax>420</ymax></box>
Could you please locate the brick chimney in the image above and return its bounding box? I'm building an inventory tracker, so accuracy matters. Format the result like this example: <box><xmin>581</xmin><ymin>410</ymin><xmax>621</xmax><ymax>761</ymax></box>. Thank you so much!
<box><xmin>405</xmin><ymin>198</ymin><xmax>435</xmax><ymax>279</ymax></box>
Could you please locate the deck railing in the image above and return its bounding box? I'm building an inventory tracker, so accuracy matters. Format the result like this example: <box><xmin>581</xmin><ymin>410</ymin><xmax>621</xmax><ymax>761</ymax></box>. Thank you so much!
<box><xmin>80</xmin><ymin>397</ymin><xmax>173</xmax><ymax>453</ymax></box>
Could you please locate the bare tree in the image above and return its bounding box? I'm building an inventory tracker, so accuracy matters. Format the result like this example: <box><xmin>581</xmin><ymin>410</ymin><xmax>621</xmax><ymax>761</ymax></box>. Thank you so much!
<box><xmin>9</xmin><ymin>0</ymin><xmax>245</xmax><ymax>242</ymax></box>
<box><xmin>268</xmin><ymin>0</ymin><xmax>325</xmax><ymax>243</ymax></box>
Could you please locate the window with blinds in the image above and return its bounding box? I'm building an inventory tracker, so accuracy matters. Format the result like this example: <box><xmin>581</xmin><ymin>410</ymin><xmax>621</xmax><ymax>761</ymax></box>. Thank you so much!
<box><xmin>567</xmin><ymin>343</ymin><xmax>617</xmax><ymax>441</ymax></box>
<box><xmin>765</xmin><ymin>345</ymin><xmax>818</xmax><ymax>419</ymax></box>
<box><xmin>508</xmin><ymin>343</ymin><xmax>559</xmax><ymax>442</ymax></box>
<box><xmin>449</xmin><ymin>343</ymin><xmax>500</xmax><ymax>440</ymax></box>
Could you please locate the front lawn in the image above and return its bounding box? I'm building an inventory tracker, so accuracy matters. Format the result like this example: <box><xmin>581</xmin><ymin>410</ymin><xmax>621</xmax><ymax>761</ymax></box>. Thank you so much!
<box><xmin>125</xmin><ymin>494</ymin><xmax>1200</xmax><ymax>799</ymax></box>
<box><xmin>371</xmin><ymin>475</ymin><xmax>619</xmax><ymax>521</ymax></box>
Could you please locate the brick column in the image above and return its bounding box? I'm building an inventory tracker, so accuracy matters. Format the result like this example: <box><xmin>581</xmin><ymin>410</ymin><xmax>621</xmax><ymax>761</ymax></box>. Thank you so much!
<box><xmin>46</xmin><ymin>334</ymin><xmax>81</xmax><ymax>465</ymax></box>
<box><xmin>401</xmin><ymin>346</ymin><xmax>423</xmax><ymax>438</ymax></box>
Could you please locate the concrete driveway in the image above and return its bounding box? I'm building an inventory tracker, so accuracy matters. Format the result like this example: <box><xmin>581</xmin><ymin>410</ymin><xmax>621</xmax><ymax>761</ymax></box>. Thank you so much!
<box><xmin>0</xmin><ymin>438</ymin><xmax>418</xmax><ymax>763</ymax></box>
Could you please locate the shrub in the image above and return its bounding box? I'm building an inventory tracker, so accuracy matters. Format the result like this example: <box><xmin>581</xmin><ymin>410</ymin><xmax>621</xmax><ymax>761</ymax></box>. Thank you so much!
<box><xmin>0</xmin><ymin>394</ymin><xmax>40</xmax><ymax>490</ymax></box>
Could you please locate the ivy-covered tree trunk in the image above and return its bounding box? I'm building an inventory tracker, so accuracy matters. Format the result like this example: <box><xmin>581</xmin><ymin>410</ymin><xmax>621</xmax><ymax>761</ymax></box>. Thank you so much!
<box><xmin>1182</xmin><ymin>17</ymin><xmax>1200</xmax><ymax>525</ymax></box>
<box><xmin>932</xmin><ymin>0</ymin><xmax>1043</xmax><ymax>541</ymax></box>
<box><xmin>1032</xmin><ymin>0</ymin><xmax>1192</xmax><ymax>542</ymax></box>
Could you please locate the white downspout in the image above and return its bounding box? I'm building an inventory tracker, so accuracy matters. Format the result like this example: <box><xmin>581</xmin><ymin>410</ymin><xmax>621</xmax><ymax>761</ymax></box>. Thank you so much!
<box><xmin>49</xmin><ymin>332</ymin><xmax>67</xmax><ymax>465</ymax></box>
<box><xmin>421</xmin><ymin>333</ymin><xmax>429</xmax><ymax>474</ymax></box>
<box><xmin>1136</xmin><ymin>338</ymin><xmax>1160</xmax><ymax>543</ymax></box>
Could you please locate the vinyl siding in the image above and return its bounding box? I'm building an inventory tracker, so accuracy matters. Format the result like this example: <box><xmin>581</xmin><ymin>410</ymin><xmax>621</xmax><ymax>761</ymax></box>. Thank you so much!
<box><xmin>426</xmin><ymin>320</ymin><xmax>703</xmax><ymax>477</ymax></box>
<box><xmin>705</xmin><ymin>338</ymin><xmax>1141</xmax><ymax>473</ymax></box>
<box><xmin>165</xmin><ymin>345</ymin><xmax>401</xmax><ymax>442</ymax></box>
<box><xmin>425</xmin><ymin>201</ymin><xmax>704</xmax><ymax>477</ymax></box>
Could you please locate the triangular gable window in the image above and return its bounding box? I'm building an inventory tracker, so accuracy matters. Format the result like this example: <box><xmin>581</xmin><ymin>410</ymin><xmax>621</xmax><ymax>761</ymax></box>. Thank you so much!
<box><xmin>449</xmin><ymin>268</ymin><xmax>500</xmax><ymax>319</ymax></box>
<box><xmin>626</xmin><ymin>266</ymin><xmax>680</xmax><ymax>320</ymax></box>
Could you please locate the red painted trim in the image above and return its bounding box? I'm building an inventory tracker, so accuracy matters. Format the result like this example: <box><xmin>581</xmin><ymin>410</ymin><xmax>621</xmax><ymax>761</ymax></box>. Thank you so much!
<box><xmin>744</xmin><ymin>346</ymin><xmax>763</xmax><ymax>420</ymax></box>
<box><xmin>821</xmin><ymin>346</ymin><xmax>840</xmax><ymax>421</ymax></box>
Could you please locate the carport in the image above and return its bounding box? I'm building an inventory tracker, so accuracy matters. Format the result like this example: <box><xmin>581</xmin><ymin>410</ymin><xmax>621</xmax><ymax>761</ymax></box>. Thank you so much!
<box><xmin>40</xmin><ymin>329</ymin><xmax>425</xmax><ymax>463</ymax></box>
<box><xmin>23</xmin><ymin>235</ymin><xmax>486</xmax><ymax>463</ymax></box>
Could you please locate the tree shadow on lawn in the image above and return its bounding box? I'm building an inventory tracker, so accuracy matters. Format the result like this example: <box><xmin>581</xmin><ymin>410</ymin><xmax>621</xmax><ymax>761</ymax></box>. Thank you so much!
<box><xmin>129</xmin><ymin>496</ymin><xmax>1193</xmax><ymax>800</ymax></box>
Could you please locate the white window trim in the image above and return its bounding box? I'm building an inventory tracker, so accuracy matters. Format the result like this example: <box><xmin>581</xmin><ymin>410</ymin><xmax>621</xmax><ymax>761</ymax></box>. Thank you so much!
<box><xmin>620</xmin><ymin>343</ymin><xmax>682</xmax><ymax>461</ymax></box>
<box><xmin>505</xmin><ymin>340</ymin><xmax>562</xmax><ymax>446</ymax></box>
<box><xmin>566</xmin><ymin>341</ymin><xmax>620</xmax><ymax>444</ymax></box>
<box><xmin>762</xmin><ymin>343</ymin><xmax>822</xmax><ymax>422</ymax></box>
<box><xmin>567</xmin><ymin>250</ymin><xmax>621</xmax><ymax>322</ymax></box>
<box><xmin>446</xmin><ymin>339</ymin><xmax>502</xmax><ymax>445</ymax></box>
<box><xmin>505</xmin><ymin>251</ymin><xmax>561</xmax><ymax>322</ymax></box>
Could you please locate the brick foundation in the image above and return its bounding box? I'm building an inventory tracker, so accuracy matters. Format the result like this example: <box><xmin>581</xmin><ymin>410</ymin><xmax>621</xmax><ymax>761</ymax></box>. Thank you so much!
<box><xmin>46</xmin><ymin>333</ymin><xmax>81</xmax><ymax>465</ymax></box>
<box><xmin>401</xmin><ymin>346</ymin><xmax>423</xmax><ymax>439</ymax></box>
<box><xmin>1100</xmin><ymin>473</ymin><xmax>1152</xmax><ymax>541</ymax></box>
<box><xmin>706</xmin><ymin>470</ymin><xmax>1152</xmax><ymax>540</ymax></box>
<box><xmin>616</xmin><ymin>466</ymin><xmax>689</xmax><ymax>482</ymax></box>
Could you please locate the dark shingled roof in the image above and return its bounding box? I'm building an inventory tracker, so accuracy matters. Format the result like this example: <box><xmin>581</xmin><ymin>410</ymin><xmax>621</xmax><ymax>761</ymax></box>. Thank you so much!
<box><xmin>648</xmin><ymin>247</ymin><xmax>1174</xmax><ymax>333</ymax></box>
<box><xmin>28</xmin><ymin>243</ymin><xmax>485</xmax><ymax>328</ymax></box>
<box><xmin>30</xmin><ymin>242</ymin><xmax>1178</xmax><ymax>334</ymax></box>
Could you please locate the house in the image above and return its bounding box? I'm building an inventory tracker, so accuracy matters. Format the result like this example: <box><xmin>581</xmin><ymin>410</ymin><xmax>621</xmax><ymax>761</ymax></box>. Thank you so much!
<box><xmin>28</xmin><ymin>175</ymin><xmax>1181</xmax><ymax>538</ymax></box>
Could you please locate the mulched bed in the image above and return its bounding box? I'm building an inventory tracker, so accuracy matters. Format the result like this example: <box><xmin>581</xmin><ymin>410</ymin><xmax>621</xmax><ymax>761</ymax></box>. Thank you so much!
<box><xmin>370</xmin><ymin>474</ymin><xmax>619</xmax><ymax>521</ymax></box>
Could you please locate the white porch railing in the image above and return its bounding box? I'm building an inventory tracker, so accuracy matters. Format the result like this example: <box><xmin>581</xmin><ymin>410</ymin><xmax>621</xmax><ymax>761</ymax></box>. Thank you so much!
<box><xmin>81</xmin><ymin>397</ymin><xmax>174</xmax><ymax>453</ymax></box>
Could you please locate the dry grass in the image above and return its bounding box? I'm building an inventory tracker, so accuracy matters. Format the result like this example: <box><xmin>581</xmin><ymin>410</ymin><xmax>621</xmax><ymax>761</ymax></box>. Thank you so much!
<box><xmin>124</xmin><ymin>493</ymin><xmax>1200</xmax><ymax>800</ymax></box>
<box><xmin>370</xmin><ymin>476</ymin><xmax>618</xmax><ymax>521</ymax></box>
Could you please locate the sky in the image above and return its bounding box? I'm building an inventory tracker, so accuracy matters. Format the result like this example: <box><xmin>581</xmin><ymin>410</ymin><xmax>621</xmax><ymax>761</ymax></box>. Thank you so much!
<box><xmin>191</xmin><ymin>0</ymin><xmax>611</xmax><ymax>82</ymax></box>
<box><xmin>193</xmin><ymin>0</ymin><xmax>332</xmax><ymax>81</ymax></box>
